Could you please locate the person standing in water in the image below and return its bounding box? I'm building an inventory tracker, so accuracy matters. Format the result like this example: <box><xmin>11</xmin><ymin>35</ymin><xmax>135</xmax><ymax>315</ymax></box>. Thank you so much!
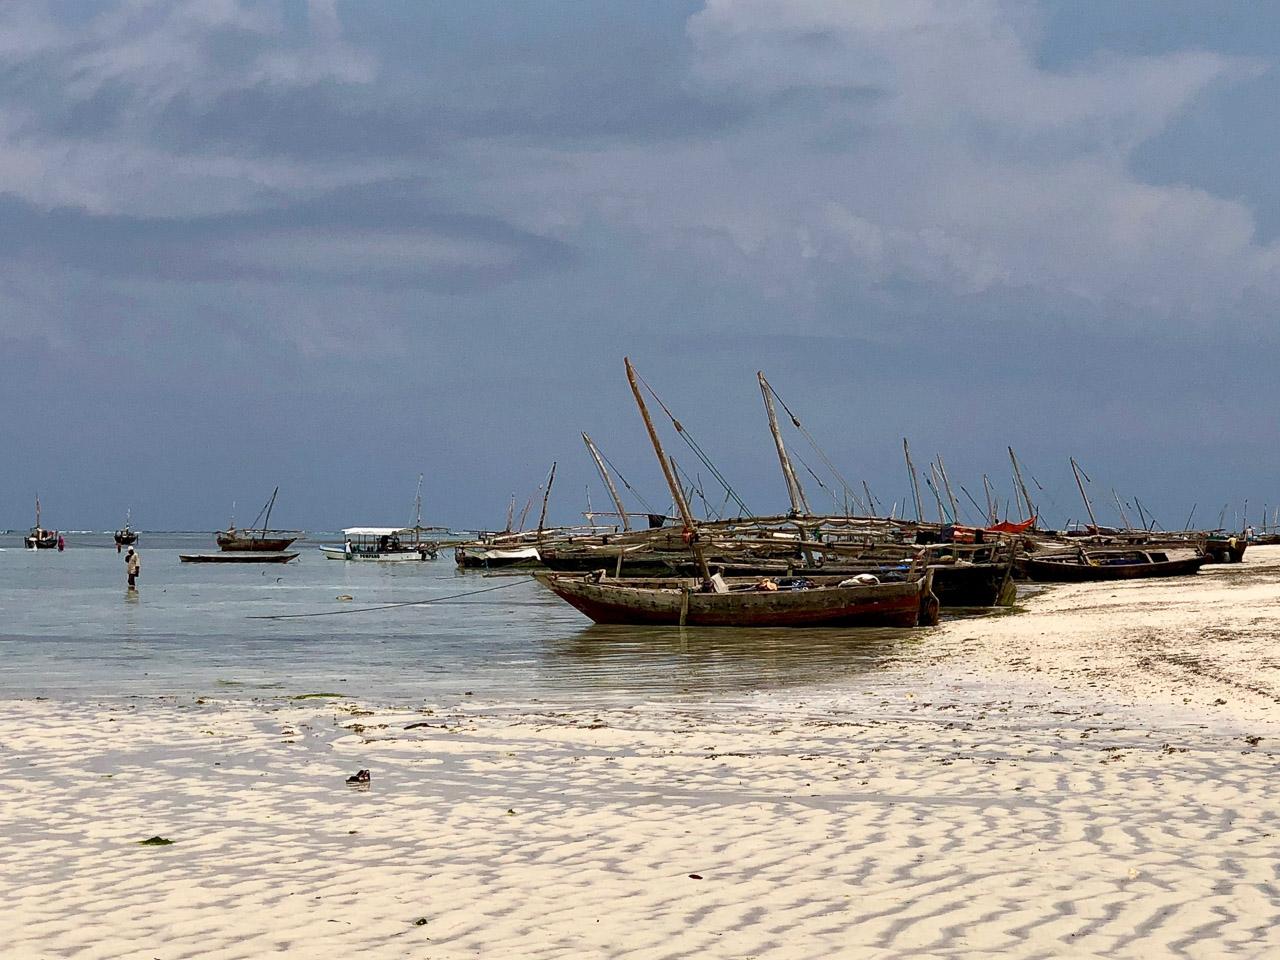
<box><xmin>125</xmin><ymin>546</ymin><xmax>141</xmax><ymax>591</ymax></box>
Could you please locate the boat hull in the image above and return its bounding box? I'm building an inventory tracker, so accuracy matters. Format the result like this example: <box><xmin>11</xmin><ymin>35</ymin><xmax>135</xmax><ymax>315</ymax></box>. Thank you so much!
<box><xmin>455</xmin><ymin>546</ymin><xmax>542</xmax><ymax>569</ymax></box>
<box><xmin>216</xmin><ymin>534</ymin><xmax>299</xmax><ymax>551</ymax></box>
<box><xmin>24</xmin><ymin>535</ymin><xmax>58</xmax><ymax>549</ymax></box>
<box><xmin>536</xmin><ymin>572</ymin><xmax>933</xmax><ymax>628</ymax></box>
<box><xmin>114</xmin><ymin>531</ymin><xmax>138</xmax><ymax>546</ymax></box>
<box><xmin>1024</xmin><ymin>554</ymin><xmax>1205</xmax><ymax>582</ymax></box>
<box><xmin>180</xmin><ymin>552</ymin><xmax>299</xmax><ymax>564</ymax></box>
<box><xmin>321</xmin><ymin>546</ymin><xmax>438</xmax><ymax>562</ymax></box>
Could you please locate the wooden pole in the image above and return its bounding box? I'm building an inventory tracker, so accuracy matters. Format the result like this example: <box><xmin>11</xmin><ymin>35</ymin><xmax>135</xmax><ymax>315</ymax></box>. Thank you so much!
<box><xmin>1008</xmin><ymin>447</ymin><xmax>1037</xmax><ymax>525</ymax></box>
<box><xmin>536</xmin><ymin>462</ymin><xmax>557</xmax><ymax>543</ymax></box>
<box><xmin>583</xmin><ymin>433</ymin><xmax>631</xmax><ymax>531</ymax></box>
<box><xmin>1112</xmin><ymin>489</ymin><xmax>1132</xmax><ymax>531</ymax></box>
<box><xmin>936</xmin><ymin>456</ymin><xmax>960</xmax><ymax>525</ymax></box>
<box><xmin>758</xmin><ymin>372</ymin><xmax>810</xmax><ymax>516</ymax></box>
<box><xmin>982</xmin><ymin>474</ymin><xmax>997</xmax><ymax>525</ymax></box>
<box><xmin>903</xmin><ymin>439</ymin><xmax>924</xmax><ymax>522</ymax></box>
<box><xmin>504</xmin><ymin>494</ymin><xmax>515</xmax><ymax>533</ymax></box>
<box><xmin>928</xmin><ymin>464</ymin><xmax>948</xmax><ymax>523</ymax></box>
<box><xmin>1069</xmin><ymin>458</ymin><xmax>1099</xmax><ymax>533</ymax></box>
<box><xmin>625</xmin><ymin>358</ymin><xmax>711</xmax><ymax>585</ymax></box>
<box><xmin>262</xmin><ymin>486</ymin><xmax>278</xmax><ymax>533</ymax></box>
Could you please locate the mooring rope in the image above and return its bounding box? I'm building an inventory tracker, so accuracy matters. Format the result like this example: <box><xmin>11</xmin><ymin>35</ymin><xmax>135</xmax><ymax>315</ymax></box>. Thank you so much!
<box><xmin>247</xmin><ymin>577</ymin><xmax>535</xmax><ymax>620</ymax></box>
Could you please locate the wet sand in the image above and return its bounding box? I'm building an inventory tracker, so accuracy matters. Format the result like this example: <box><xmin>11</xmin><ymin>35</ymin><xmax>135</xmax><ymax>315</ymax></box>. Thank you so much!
<box><xmin>2</xmin><ymin>547</ymin><xmax>1279</xmax><ymax>958</ymax></box>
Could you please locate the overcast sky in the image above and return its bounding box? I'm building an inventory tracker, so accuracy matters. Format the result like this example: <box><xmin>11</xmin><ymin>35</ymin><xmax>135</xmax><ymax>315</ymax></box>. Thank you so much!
<box><xmin>4</xmin><ymin>1</ymin><xmax>1279</xmax><ymax>533</ymax></box>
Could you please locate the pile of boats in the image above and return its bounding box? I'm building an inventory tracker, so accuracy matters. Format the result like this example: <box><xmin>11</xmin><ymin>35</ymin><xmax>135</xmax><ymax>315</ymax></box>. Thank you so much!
<box><xmin>448</xmin><ymin>359</ymin><xmax>1250</xmax><ymax>629</ymax></box>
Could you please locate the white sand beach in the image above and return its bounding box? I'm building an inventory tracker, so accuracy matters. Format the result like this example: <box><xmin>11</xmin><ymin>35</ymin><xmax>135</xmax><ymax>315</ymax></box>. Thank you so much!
<box><xmin>3</xmin><ymin>549</ymin><xmax>1279</xmax><ymax>959</ymax></box>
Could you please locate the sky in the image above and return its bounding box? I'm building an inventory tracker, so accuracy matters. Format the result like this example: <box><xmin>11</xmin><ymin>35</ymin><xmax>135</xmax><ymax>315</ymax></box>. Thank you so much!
<box><xmin>3</xmin><ymin>0</ymin><xmax>1280</xmax><ymax>533</ymax></box>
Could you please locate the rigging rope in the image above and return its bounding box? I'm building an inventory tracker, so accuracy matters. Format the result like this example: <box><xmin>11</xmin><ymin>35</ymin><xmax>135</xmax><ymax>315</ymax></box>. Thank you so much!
<box><xmin>763</xmin><ymin>380</ymin><xmax>863</xmax><ymax>512</ymax></box>
<box><xmin>247</xmin><ymin>578</ymin><xmax>534</xmax><ymax>620</ymax></box>
<box><xmin>596</xmin><ymin>447</ymin><xmax>658</xmax><ymax>516</ymax></box>
<box><xmin>633</xmin><ymin>369</ymin><xmax>752</xmax><ymax>516</ymax></box>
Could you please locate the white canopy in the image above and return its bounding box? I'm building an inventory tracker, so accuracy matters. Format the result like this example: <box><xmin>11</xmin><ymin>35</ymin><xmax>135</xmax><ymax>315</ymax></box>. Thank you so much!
<box><xmin>342</xmin><ymin>527</ymin><xmax>414</xmax><ymax>537</ymax></box>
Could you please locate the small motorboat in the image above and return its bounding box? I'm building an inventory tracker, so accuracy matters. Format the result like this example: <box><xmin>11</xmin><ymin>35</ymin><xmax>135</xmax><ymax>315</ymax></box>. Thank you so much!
<box><xmin>180</xmin><ymin>551</ymin><xmax>299</xmax><ymax>564</ymax></box>
<box><xmin>23</xmin><ymin>497</ymin><xmax>59</xmax><ymax>549</ymax></box>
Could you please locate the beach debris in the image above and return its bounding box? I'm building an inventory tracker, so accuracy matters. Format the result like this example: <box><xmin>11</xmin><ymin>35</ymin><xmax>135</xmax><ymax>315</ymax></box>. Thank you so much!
<box><xmin>413</xmin><ymin>918</ymin><xmax>429</xmax><ymax>926</ymax></box>
<box><xmin>345</xmin><ymin>769</ymin><xmax>371</xmax><ymax>785</ymax></box>
<box><xmin>405</xmin><ymin>721</ymin><xmax>433</xmax><ymax>730</ymax></box>
<box><xmin>1246</xmin><ymin>735</ymin><xmax>1262</xmax><ymax>746</ymax></box>
<box><xmin>688</xmin><ymin>874</ymin><xmax>703</xmax><ymax>880</ymax></box>
<box><xmin>336</xmin><ymin>594</ymin><xmax>354</xmax><ymax>601</ymax></box>
<box><xmin>138</xmin><ymin>836</ymin><xmax>174</xmax><ymax>846</ymax></box>
<box><xmin>507</xmin><ymin>808</ymin><xmax>516</xmax><ymax>815</ymax></box>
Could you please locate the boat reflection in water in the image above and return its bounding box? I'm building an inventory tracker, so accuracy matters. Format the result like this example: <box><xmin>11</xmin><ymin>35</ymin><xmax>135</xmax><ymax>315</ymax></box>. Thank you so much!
<box><xmin>534</xmin><ymin>623</ymin><xmax>924</xmax><ymax>700</ymax></box>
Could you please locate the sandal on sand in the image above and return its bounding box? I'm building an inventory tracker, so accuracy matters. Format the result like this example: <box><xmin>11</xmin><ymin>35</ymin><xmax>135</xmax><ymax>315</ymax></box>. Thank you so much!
<box><xmin>346</xmin><ymin>769</ymin><xmax>371</xmax><ymax>784</ymax></box>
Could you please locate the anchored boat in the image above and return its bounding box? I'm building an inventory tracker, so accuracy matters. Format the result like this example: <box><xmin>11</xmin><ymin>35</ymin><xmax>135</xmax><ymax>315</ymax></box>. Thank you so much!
<box><xmin>216</xmin><ymin>487</ymin><xmax>301</xmax><ymax>551</ymax></box>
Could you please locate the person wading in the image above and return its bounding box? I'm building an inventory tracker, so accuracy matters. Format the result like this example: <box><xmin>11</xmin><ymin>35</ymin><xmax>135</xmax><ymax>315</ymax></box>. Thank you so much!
<box><xmin>125</xmin><ymin>546</ymin><xmax>141</xmax><ymax>591</ymax></box>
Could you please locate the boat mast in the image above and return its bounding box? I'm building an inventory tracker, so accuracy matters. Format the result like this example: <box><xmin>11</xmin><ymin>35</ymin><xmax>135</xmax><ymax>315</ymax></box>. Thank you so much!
<box><xmin>936</xmin><ymin>456</ymin><xmax>960</xmax><ymax>524</ymax></box>
<box><xmin>757</xmin><ymin>372</ymin><xmax>810</xmax><ymax>517</ymax></box>
<box><xmin>261</xmin><ymin>487</ymin><xmax>279</xmax><ymax>533</ymax></box>
<box><xmin>624</xmin><ymin>358</ymin><xmax>711</xmax><ymax>585</ymax></box>
<box><xmin>35</xmin><ymin>494</ymin><xmax>40</xmax><ymax>530</ymax></box>
<box><xmin>982</xmin><ymin>475</ymin><xmax>996</xmax><ymax>525</ymax></box>
<box><xmin>582</xmin><ymin>432</ymin><xmax>631</xmax><ymax>532</ymax></box>
<box><xmin>536</xmin><ymin>462</ymin><xmax>557</xmax><ymax>544</ymax></box>
<box><xmin>1008</xmin><ymin>447</ymin><xmax>1037</xmax><ymax>524</ymax></box>
<box><xmin>1069</xmin><ymin>458</ymin><xmax>1100</xmax><ymax>532</ymax></box>
<box><xmin>903</xmin><ymin>439</ymin><xmax>924</xmax><ymax>522</ymax></box>
<box><xmin>1112</xmin><ymin>489</ymin><xmax>1133</xmax><ymax>531</ymax></box>
<box><xmin>414</xmin><ymin>473</ymin><xmax>424</xmax><ymax>545</ymax></box>
<box><xmin>504</xmin><ymin>494</ymin><xmax>516</xmax><ymax>533</ymax></box>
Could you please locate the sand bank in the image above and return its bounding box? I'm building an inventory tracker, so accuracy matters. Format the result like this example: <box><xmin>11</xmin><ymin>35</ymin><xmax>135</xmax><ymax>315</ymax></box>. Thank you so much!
<box><xmin>2</xmin><ymin>549</ymin><xmax>1279</xmax><ymax>958</ymax></box>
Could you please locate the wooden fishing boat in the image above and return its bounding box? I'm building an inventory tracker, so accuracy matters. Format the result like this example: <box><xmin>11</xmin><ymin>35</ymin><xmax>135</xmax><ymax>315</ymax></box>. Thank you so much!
<box><xmin>23</xmin><ymin>497</ymin><xmax>58</xmax><ymax>549</ymax></box>
<box><xmin>1201</xmin><ymin>534</ymin><xmax>1247</xmax><ymax>564</ymax></box>
<box><xmin>455</xmin><ymin>544</ymin><xmax>542</xmax><ymax>569</ymax></box>
<box><xmin>537</xmin><ymin>568</ymin><xmax>937</xmax><ymax>627</ymax></box>
<box><xmin>180</xmin><ymin>551</ymin><xmax>299</xmax><ymax>564</ymax></box>
<box><xmin>1023</xmin><ymin>547</ymin><xmax>1205</xmax><ymax>583</ymax></box>
<box><xmin>216</xmin><ymin>487</ymin><xmax>301</xmax><ymax>551</ymax></box>
<box><xmin>114</xmin><ymin>510</ymin><xmax>138</xmax><ymax>547</ymax></box>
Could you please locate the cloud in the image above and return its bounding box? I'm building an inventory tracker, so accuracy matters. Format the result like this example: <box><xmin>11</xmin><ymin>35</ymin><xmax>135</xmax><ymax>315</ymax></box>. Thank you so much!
<box><xmin>470</xmin><ymin>0</ymin><xmax>1275</xmax><ymax>328</ymax></box>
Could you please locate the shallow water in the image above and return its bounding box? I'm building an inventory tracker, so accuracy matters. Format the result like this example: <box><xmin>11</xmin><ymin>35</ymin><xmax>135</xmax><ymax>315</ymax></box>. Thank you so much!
<box><xmin>0</xmin><ymin>532</ymin><xmax>951</xmax><ymax>704</ymax></box>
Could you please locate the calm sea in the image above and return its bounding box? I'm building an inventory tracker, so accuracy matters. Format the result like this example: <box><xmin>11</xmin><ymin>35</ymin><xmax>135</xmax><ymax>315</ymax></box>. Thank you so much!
<box><xmin>0</xmin><ymin>532</ymin><xmax>942</xmax><ymax>705</ymax></box>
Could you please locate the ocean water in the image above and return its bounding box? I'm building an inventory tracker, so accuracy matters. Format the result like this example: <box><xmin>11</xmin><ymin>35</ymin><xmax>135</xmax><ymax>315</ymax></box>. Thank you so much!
<box><xmin>0</xmin><ymin>532</ymin><xmax>939</xmax><ymax>705</ymax></box>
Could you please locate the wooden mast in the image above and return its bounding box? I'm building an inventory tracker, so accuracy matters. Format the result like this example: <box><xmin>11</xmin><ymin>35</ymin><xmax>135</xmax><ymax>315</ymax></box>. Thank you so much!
<box><xmin>536</xmin><ymin>462</ymin><xmax>557</xmax><ymax>543</ymax></box>
<box><xmin>903</xmin><ymin>439</ymin><xmax>924</xmax><ymax>523</ymax></box>
<box><xmin>582</xmin><ymin>432</ymin><xmax>631</xmax><ymax>532</ymax></box>
<box><xmin>1069</xmin><ymin>457</ymin><xmax>1100</xmax><ymax>532</ymax></box>
<box><xmin>758</xmin><ymin>372</ymin><xmax>816</xmax><ymax>566</ymax></box>
<box><xmin>261</xmin><ymin>486</ymin><xmax>279</xmax><ymax>534</ymax></box>
<box><xmin>625</xmin><ymin>357</ymin><xmax>711</xmax><ymax>585</ymax></box>
<box><xmin>982</xmin><ymin>474</ymin><xmax>996</xmax><ymax>525</ymax></box>
<box><xmin>1112</xmin><ymin>489</ymin><xmax>1133</xmax><ymax>532</ymax></box>
<box><xmin>758</xmin><ymin>372</ymin><xmax>810</xmax><ymax>517</ymax></box>
<box><xmin>1008</xmin><ymin>447</ymin><xmax>1037</xmax><ymax>525</ymax></box>
<box><xmin>504</xmin><ymin>494</ymin><xmax>516</xmax><ymax>533</ymax></box>
<box><xmin>936</xmin><ymin>456</ymin><xmax>960</xmax><ymax>524</ymax></box>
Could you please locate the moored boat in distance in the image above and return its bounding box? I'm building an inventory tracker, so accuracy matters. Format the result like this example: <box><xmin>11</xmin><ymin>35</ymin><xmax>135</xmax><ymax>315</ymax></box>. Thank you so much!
<box><xmin>216</xmin><ymin>487</ymin><xmax>302</xmax><ymax>551</ymax></box>
<box><xmin>322</xmin><ymin>476</ymin><xmax>445</xmax><ymax>562</ymax></box>
<box><xmin>180</xmin><ymin>551</ymin><xmax>299</xmax><ymax>564</ymax></box>
<box><xmin>322</xmin><ymin>528</ymin><xmax>441</xmax><ymax>562</ymax></box>
<box><xmin>114</xmin><ymin>510</ymin><xmax>138</xmax><ymax>548</ymax></box>
<box><xmin>23</xmin><ymin>497</ymin><xmax>59</xmax><ymax>549</ymax></box>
